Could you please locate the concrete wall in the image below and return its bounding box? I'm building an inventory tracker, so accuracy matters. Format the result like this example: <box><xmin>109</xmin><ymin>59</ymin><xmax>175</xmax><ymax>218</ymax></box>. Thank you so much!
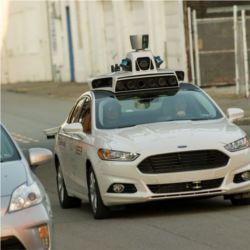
<box><xmin>2</xmin><ymin>0</ymin><xmax>188</xmax><ymax>84</ymax></box>
<box><xmin>2</xmin><ymin>0</ymin><xmax>52</xmax><ymax>83</ymax></box>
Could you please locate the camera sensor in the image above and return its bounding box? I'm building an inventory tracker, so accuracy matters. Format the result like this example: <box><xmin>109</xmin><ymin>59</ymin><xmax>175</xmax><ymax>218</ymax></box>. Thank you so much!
<box><xmin>136</xmin><ymin>57</ymin><xmax>151</xmax><ymax>70</ymax></box>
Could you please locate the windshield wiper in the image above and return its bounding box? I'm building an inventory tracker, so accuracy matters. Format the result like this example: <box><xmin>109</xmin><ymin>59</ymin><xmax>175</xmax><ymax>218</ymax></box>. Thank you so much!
<box><xmin>117</xmin><ymin>124</ymin><xmax>137</xmax><ymax>128</ymax></box>
<box><xmin>190</xmin><ymin>118</ymin><xmax>211</xmax><ymax>121</ymax></box>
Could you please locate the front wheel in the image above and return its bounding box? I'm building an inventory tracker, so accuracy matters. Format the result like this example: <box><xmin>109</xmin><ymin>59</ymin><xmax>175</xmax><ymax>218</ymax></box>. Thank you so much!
<box><xmin>56</xmin><ymin>164</ymin><xmax>81</xmax><ymax>208</ymax></box>
<box><xmin>87</xmin><ymin>167</ymin><xmax>109</xmax><ymax>219</ymax></box>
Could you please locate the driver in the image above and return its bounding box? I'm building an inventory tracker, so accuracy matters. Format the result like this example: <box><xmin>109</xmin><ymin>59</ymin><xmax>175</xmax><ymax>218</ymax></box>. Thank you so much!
<box><xmin>174</xmin><ymin>98</ymin><xmax>188</xmax><ymax>118</ymax></box>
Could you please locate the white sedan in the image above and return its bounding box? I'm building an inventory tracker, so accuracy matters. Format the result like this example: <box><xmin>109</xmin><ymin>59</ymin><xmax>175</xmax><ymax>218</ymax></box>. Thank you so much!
<box><xmin>47</xmin><ymin>82</ymin><xmax>250</xmax><ymax>219</ymax></box>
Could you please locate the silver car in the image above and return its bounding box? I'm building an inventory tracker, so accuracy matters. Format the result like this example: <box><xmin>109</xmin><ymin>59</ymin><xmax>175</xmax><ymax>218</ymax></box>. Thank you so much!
<box><xmin>1</xmin><ymin>124</ymin><xmax>53</xmax><ymax>249</ymax></box>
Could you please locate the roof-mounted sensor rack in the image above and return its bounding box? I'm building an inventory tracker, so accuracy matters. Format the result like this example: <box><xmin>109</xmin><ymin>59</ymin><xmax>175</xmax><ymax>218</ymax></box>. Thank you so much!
<box><xmin>89</xmin><ymin>34</ymin><xmax>184</xmax><ymax>93</ymax></box>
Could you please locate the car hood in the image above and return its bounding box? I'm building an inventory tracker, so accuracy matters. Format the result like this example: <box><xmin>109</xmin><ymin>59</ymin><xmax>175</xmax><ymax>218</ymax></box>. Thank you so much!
<box><xmin>1</xmin><ymin>160</ymin><xmax>27</xmax><ymax>197</ymax></box>
<box><xmin>96</xmin><ymin>119</ymin><xmax>245</xmax><ymax>153</ymax></box>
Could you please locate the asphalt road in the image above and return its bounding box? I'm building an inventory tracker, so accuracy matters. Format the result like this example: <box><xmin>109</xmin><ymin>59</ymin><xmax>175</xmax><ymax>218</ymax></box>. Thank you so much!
<box><xmin>2</xmin><ymin>90</ymin><xmax>250</xmax><ymax>250</ymax></box>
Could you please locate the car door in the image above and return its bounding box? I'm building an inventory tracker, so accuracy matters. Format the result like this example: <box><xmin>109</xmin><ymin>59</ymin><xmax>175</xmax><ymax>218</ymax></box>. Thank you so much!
<box><xmin>58</xmin><ymin>97</ymin><xmax>86</xmax><ymax>192</ymax></box>
<box><xmin>71</xmin><ymin>96</ymin><xmax>93</xmax><ymax>197</ymax></box>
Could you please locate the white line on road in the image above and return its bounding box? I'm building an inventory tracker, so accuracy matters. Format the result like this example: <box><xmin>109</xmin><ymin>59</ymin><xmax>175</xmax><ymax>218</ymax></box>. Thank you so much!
<box><xmin>11</xmin><ymin>132</ymin><xmax>39</xmax><ymax>144</ymax></box>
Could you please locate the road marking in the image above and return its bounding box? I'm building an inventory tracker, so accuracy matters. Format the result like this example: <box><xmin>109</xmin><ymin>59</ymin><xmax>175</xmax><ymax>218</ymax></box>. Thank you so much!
<box><xmin>11</xmin><ymin>132</ymin><xmax>39</xmax><ymax>144</ymax></box>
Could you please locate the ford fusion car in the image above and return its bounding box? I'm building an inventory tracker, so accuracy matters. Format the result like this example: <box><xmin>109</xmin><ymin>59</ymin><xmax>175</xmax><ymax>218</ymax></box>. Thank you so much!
<box><xmin>46</xmin><ymin>35</ymin><xmax>250</xmax><ymax>219</ymax></box>
<box><xmin>1</xmin><ymin>123</ymin><xmax>53</xmax><ymax>249</ymax></box>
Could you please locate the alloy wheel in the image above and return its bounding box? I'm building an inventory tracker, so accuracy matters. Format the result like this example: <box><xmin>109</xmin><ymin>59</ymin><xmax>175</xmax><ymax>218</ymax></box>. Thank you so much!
<box><xmin>57</xmin><ymin>168</ymin><xmax>64</xmax><ymax>203</ymax></box>
<box><xmin>89</xmin><ymin>171</ymin><xmax>97</xmax><ymax>213</ymax></box>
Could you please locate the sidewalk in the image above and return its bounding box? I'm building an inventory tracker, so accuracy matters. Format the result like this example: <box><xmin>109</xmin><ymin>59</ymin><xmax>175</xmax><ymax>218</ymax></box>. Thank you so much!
<box><xmin>1</xmin><ymin>81</ymin><xmax>89</xmax><ymax>100</ymax></box>
<box><xmin>2</xmin><ymin>81</ymin><xmax>250</xmax><ymax>125</ymax></box>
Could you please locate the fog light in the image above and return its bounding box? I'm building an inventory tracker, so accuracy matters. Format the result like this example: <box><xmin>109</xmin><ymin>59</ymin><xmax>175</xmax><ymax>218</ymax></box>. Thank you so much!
<box><xmin>241</xmin><ymin>171</ymin><xmax>250</xmax><ymax>181</ymax></box>
<box><xmin>108</xmin><ymin>183</ymin><xmax>137</xmax><ymax>193</ymax></box>
<box><xmin>38</xmin><ymin>225</ymin><xmax>49</xmax><ymax>249</ymax></box>
<box><xmin>113</xmin><ymin>184</ymin><xmax>125</xmax><ymax>193</ymax></box>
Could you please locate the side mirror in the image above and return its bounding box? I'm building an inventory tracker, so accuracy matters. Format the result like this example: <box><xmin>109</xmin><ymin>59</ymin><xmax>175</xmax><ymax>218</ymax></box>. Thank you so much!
<box><xmin>63</xmin><ymin>123</ymin><xmax>86</xmax><ymax>139</ymax></box>
<box><xmin>29</xmin><ymin>148</ymin><xmax>53</xmax><ymax>167</ymax></box>
<box><xmin>63</xmin><ymin>123</ymin><xmax>83</xmax><ymax>133</ymax></box>
<box><xmin>227</xmin><ymin>108</ymin><xmax>244</xmax><ymax>122</ymax></box>
<box><xmin>44</xmin><ymin>126</ymin><xmax>59</xmax><ymax>139</ymax></box>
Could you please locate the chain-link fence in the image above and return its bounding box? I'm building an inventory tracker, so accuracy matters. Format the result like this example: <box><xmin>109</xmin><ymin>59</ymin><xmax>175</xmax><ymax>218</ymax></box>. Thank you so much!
<box><xmin>189</xmin><ymin>7</ymin><xmax>250</xmax><ymax>97</ymax></box>
<box><xmin>197</xmin><ymin>17</ymin><xmax>235</xmax><ymax>86</ymax></box>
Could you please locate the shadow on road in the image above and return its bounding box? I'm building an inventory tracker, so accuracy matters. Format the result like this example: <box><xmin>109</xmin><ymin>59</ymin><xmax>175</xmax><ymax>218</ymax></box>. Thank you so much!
<box><xmin>108</xmin><ymin>198</ymin><xmax>238</xmax><ymax>219</ymax></box>
<box><xmin>59</xmin><ymin>197</ymin><xmax>240</xmax><ymax>220</ymax></box>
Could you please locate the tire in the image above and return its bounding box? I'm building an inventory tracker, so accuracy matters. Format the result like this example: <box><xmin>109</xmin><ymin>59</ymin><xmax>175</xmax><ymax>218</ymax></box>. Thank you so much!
<box><xmin>56</xmin><ymin>163</ymin><xmax>81</xmax><ymax>208</ymax></box>
<box><xmin>87</xmin><ymin>167</ymin><xmax>109</xmax><ymax>219</ymax></box>
<box><xmin>230</xmin><ymin>192</ymin><xmax>250</xmax><ymax>206</ymax></box>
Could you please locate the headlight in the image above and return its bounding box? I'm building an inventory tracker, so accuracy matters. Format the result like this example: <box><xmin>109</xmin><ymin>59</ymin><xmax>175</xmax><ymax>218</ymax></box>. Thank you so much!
<box><xmin>97</xmin><ymin>149</ymin><xmax>139</xmax><ymax>161</ymax></box>
<box><xmin>224</xmin><ymin>136</ymin><xmax>250</xmax><ymax>152</ymax></box>
<box><xmin>9</xmin><ymin>182</ymin><xmax>43</xmax><ymax>212</ymax></box>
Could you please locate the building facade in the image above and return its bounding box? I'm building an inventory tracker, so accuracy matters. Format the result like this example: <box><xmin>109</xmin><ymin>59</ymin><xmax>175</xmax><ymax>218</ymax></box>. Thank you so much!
<box><xmin>1</xmin><ymin>0</ymin><xmax>188</xmax><ymax>84</ymax></box>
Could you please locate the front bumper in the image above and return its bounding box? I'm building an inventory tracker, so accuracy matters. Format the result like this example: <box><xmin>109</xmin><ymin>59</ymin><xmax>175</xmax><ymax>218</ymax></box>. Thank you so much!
<box><xmin>1</xmin><ymin>199</ymin><xmax>53</xmax><ymax>250</ymax></box>
<box><xmin>93</xmin><ymin>148</ymin><xmax>250</xmax><ymax>206</ymax></box>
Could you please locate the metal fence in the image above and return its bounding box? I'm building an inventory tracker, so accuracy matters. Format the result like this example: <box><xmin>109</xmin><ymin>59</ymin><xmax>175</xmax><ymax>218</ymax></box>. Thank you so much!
<box><xmin>188</xmin><ymin>6</ymin><xmax>250</xmax><ymax>97</ymax></box>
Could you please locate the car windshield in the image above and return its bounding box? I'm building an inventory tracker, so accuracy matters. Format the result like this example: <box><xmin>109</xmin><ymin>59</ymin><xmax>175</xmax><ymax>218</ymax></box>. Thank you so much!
<box><xmin>0</xmin><ymin>126</ymin><xmax>21</xmax><ymax>162</ymax></box>
<box><xmin>94</xmin><ymin>84</ymin><xmax>223</xmax><ymax>129</ymax></box>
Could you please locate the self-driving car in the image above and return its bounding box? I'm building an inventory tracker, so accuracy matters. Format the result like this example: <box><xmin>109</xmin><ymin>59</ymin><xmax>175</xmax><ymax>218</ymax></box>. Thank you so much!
<box><xmin>1</xmin><ymin>123</ymin><xmax>53</xmax><ymax>249</ymax></box>
<box><xmin>46</xmin><ymin>35</ymin><xmax>250</xmax><ymax>219</ymax></box>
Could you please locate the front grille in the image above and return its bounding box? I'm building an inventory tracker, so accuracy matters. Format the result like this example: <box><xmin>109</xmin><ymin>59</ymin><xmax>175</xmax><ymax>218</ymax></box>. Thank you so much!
<box><xmin>138</xmin><ymin>150</ymin><xmax>229</xmax><ymax>174</ymax></box>
<box><xmin>148</xmin><ymin>178</ymin><xmax>224</xmax><ymax>194</ymax></box>
<box><xmin>1</xmin><ymin>236</ymin><xmax>25</xmax><ymax>250</ymax></box>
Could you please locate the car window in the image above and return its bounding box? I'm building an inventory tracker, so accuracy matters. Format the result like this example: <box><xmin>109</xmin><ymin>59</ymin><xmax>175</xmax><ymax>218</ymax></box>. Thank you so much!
<box><xmin>194</xmin><ymin>92</ymin><xmax>217</xmax><ymax>117</ymax></box>
<box><xmin>78</xmin><ymin>97</ymin><xmax>92</xmax><ymax>134</ymax></box>
<box><xmin>68</xmin><ymin>98</ymin><xmax>85</xmax><ymax>124</ymax></box>
<box><xmin>94</xmin><ymin>86</ymin><xmax>223</xmax><ymax>129</ymax></box>
<box><xmin>0</xmin><ymin>126</ymin><xmax>21</xmax><ymax>163</ymax></box>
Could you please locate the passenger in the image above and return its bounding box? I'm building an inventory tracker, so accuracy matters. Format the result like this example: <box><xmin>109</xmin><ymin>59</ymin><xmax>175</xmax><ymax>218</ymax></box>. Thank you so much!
<box><xmin>103</xmin><ymin>99</ymin><xmax>121</xmax><ymax>128</ymax></box>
